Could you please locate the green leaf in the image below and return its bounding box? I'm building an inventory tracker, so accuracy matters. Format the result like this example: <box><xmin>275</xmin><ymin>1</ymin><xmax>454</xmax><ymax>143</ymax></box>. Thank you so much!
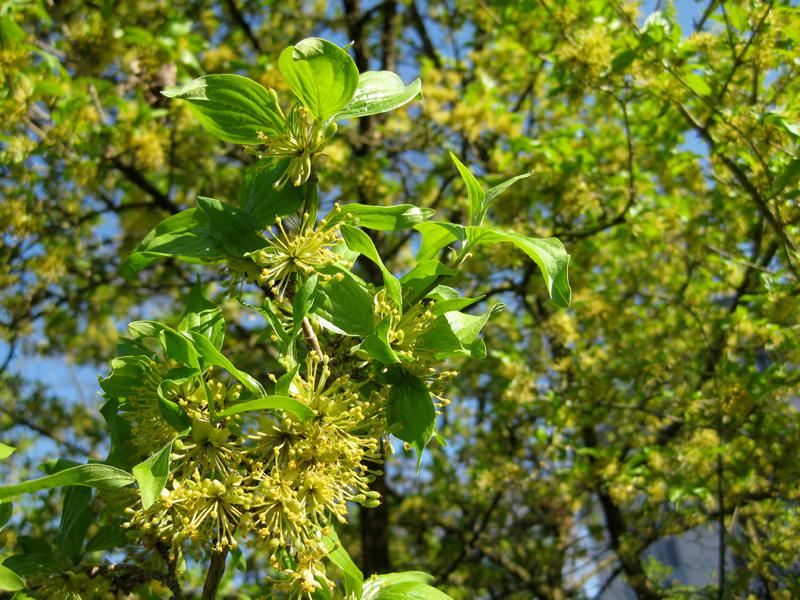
<box><xmin>335</xmin><ymin>71</ymin><xmax>422</xmax><ymax>121</ymax></box>
<box><xmin>414</xmin><ymin>221</ymin><xmax>465</xmax><ymax>261</ymax></box>
<box><xmin>372</xmin><ymin>581</ymin><xmax>454</xmax><ymax>600</ymax></box>
<box><xmin>0</xmin><ymin>502</ymin><xmax>12</xmax><ymax>530</ymax></box>
<box><xmin>100</xmin><ymin>399</ymin><xmax>135</xmax><ymax>470</ymax></box>
<box><xmin>314</xmin><ymin>267</ymin><xmax>375</xmax><ymax>336</ymax></box>
<box><xmin>0</xmin><ymin>16</ymin><xmax>26</xmax><ymax>49</ymax></box>
<box><xmin>219</xmin><ymin>396</ymin><xmax>314</xmax><ymax>422</ymax></box>
<box><xmin>240</xmin><ymin>161</ymin><xmax>306</xmax><ymax>227</ymax></box>
<box><xmin>323</xmin><ymin>529</ymin><xmax>363</xmax><ymax>598</ymax></box>
<box><xmin>768</xmin><ymin>157</ymin><xmax>800</xmax><ymax>198</ymax></box>
<box><xmin>684</xmin><ymin>72</ymin><xmax>711</xmax><ymax>97</ymax></box>
<box><xmin>0</xmin><ymin>443</ymin><xmax>15</xmax><ymax>460</ymax></box>
<box><xmin>99</xmin><ymin>355</ymin><xmax>155</xmax><ymax>397</ymax></box>
<box><xmin>278</xmin><ymin>38</ymin><xmax>359</xmax><ymax>122</ymax></box>
<box><xmin>58</xmin><ymin>486</ymin><xmax>92</xmax><ymax>565</ymax></box>
<box><xmin>466</xmin><ymin>226</ymin><xmax>571</xmax><ymax>307</ymax></box>
<box><xmin>327</xmin><ymin>203</ymin><xmax>436</xmax><ymax>232</ymax></box>
<box><xmin>373</xmin><ymin>572</ymin><xmax>434</xmax><ymax>586</ymax></box>
<box><xmin>162</xmin><ymin>74</ymin><xmax>286</xmax><ymax>144</ymax></box>
<box><xmin>485</xmin><ymin>170</ymin><xmax>534</xmax><ymax>203</ymax></box>
<box><xmin>449</xmin><ymin>152</ymin><xmax>485</xmax><ymax>226</ymax></box>
<box><xmin>132</xmin><ymin>438</ymin><xmax>175</xmax><ymax>510</ymax></box>
<box><xmin>387</xmin><ymin>373</ymin><xmax>435</xmax><ymax>470</ymax></box>
<box><xmin>0</xmin><ymin>564</ymin><xmax>24</xmax><ymax>592</ymax></box>
<box><xmin>291</xmin><ymin>274</ymin><xmax>318</xmax><ymax>338</ymax></box>
<box><xmin>157</xmin><ymin>381</ymin><xmax>193</xmax><ymax>432</ymax></box>
<box><xmin>352</xmin><ymin>319</ymin><xmax>401</xmax><ymax>364</ymax></box>
<box><xmin>161</xmin><ymin>327</ymin><xmax>200</xmax><ymax>370</ymax></box>
<box><xmin>187</xmin><ymin>331</ymin><xmax>266</xmax><ymax>395</ymax></box>
<box><xmin>340</xmin><ymin>224</ymin><xmax>402</xmax><ymax>308</ymax></box>
<box><xmin>400</xmin><ymin>260</ymin><xmax>457</xmax><ymax>304</ymax></box>
<box><xmin>196</xmin><ymin>196</ymin><xmax>266</xmax><ymax>257</ymax></box>
<box><xmin>363</xmin><ymin>572</ymin><xmax>454</xmax><ymax>600</ymax></box>
<box><xmin>3</xmin><ymin>551</ymin><xmax>55</xmax><ymax>578</ymax></box>
<box><xmin>0</xmin><ymin>464</ymin><xmax>135</xmax><ymax>502</ymax></box>
<box><xmin>119</xmin><ymin>208</ymin><xmax>225</xmax><ymax>279</ymax></box>
<box><xmin>179</xmin><ymin>280</ymin><xmax>225</xmax><ymax>350</ymax></box>
<box><xmin>85</xmin><ymin>523</ymin><xmax>129</xmax><ymax>553</ymax></box>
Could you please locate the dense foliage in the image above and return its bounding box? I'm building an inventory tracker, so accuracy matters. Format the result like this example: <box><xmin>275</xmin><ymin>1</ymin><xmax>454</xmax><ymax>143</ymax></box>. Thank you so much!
<box><xmin>2</xmin><ymin>1</ymin><xmax>799</xmax><ymax>598</ymax></box>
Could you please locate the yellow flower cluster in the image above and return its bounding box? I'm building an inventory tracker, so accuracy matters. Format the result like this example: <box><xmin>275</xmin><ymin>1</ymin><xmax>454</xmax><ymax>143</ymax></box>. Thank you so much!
<box><xmin>125</xmin><ymin>353</ymin><xmax>382</xmax><ymax>594</ymax></box>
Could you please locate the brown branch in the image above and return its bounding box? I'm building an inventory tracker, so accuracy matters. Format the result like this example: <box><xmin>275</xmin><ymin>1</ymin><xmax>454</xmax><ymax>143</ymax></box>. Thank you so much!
<box><xmin>301</xmin><ymin>317</ymin><xmax>322</xmax><ymax>355</ymax></box>
<box><xmin>223</xmin><ymin>0</ymin><xmax>263</xmax><ymax>55</ymax></box>
<box><xmin>436</xmin><ymin>491</ymin><xmax>504</xmax><ymax>583</ymax></box>
<box><xmin>0</xmin><ymin>405</ymin><xmax>92</xmax><ymax>457</ymax></box>
<box><xmin>110</xmin><ymin>156</ymin><xmax>180</xmax><ymax>214</ymax></box>
<box><xmin>201</xmin><ymin>549</ymin><xmax>228</xmax><ymax>600</ymax></box>
<box><xmin>674</xmin><ymin>104</ymin><xmax>798</xmax><ymax>279</ymax></box>
<box><xmin>408</xmin><ymin>1</ymin><xmax>441</xmax><ymax>68</ymax></box>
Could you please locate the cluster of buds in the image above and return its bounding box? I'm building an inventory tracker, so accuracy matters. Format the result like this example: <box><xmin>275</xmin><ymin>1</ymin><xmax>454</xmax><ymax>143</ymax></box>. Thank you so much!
<box><xmin>255</xmin><ymin>104</ymin><xmax>336</xmax><ymax>189</ymax></box>
<box><xmin>251</xmin><ymin>209</ymin><xmax>345</xmax><ymax>298</ymax></box>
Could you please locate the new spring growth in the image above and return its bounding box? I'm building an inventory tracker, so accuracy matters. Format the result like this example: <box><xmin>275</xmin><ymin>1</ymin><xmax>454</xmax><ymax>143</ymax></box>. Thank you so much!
<box><xmin>256</xmin><ymin>104</ymin><xmax>337</xmax><ymax>189</ymax></box>
<box><xmin>252</xmin><ymin>208</ymin><xmax>343</xmax><ymax>298</ymax></box>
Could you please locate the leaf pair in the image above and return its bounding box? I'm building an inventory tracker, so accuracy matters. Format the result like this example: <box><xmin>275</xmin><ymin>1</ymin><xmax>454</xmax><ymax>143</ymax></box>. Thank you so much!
<box><xmin>163</xmin><ymin>37</ymin><xmax>421</xmax><ymax>147</ymax></box>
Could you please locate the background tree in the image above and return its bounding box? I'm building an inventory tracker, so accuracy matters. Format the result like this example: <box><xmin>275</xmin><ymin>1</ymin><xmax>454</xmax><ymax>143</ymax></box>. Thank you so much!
<box><xmin>2</xmin><ymin>0</ymin><xmax>799</xmax><ymax>598</ymax></box>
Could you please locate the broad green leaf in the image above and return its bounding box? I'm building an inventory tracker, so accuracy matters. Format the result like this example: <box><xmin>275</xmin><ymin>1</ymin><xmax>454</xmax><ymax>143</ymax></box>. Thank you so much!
<box><xmin>0</xmin><ymin>464</ymin><xmax>135</xmax><ymax>502</ymax></box>
<box><xmin>387</xmin><ymin>373</ymin><xmax>435</xmax><ymax>469</ymax></box>
<box><xmin>414</xmin><ymin>221</ymin><xmax>465</xmax><ymax>261</ymax></box>
<box><xmin>335</xmin><ymin>71</ymin><xmax>422</xmax><ymax>120</ymax></box>
<box><xmin>314</xmin><ymin>267</ymin><xmax>375</xmax><ymax>336</ymax></box>
<box><xmin>219</xmin><ymin>396</ymin><xmax>314</xmax><ymax>422</ymax></box>
<box><xmin>372</xmin><ymin>581</ymin><xmax>454</xmax><ymax>600</ymax></box>
<box><xmin>119</xmin><ymin>208</ymin><xmax>225</xmax><ymax>279</ymax></box>
<box><xmin>684</xmin><ymin>72</ymin><xmax>711</xmax><ymax>97</ymax></box>
<box><xmin>363</xmin><ymin>572</ymin><xmax>454</xmax><ymax>600</ymax></box>
<box><xmin>132</xmin><ymin>438</ymin><xmax>175</xmax><ymax>510</ymax></box>
<box><xmin>323</xmin><ymin>529</ymin><xmax>363</xmax><ymax>598</ymax></box>
<box><xmin>768</xmin><ymin>157</ymin><xmax>800</xmax><ymax>198</ymax></box>
<box><xmin>99</xmin><ymin>355</ymin><xmax>155</xmax><ymax>398</ymax></box>
<box><xmin>291</xmin><ymin>274</ymin><xmax>318</xmax><ymax>338</ymax></box>
<box><xmin>450</xmin><ymin>152</ymin><xmax>485</xmax><ymax>226</ymax></box>
<box><xmin>160</xmin><ymin>327</ymin><xmax>200</xmax><ymax>370</ymax></box>
<box><xmin>3</xmin><ymin>552</ymin><xmax>55</xmax><ymax>578</ymax></box>
<box><xmin>327</xmin><ymin>203</ymin><xmax>436</xmax><ymax>232</ymax></box>
<box><xmin>400</xmin><ymin>260</ymin><xmax>457</xmax><ymax>305</ymax></box>
<box><xmin>0</xmin><ymin>564</ymin><xmax>24</xmax><ymax>592</ymax></box>
<box><xmin>196</xmin><ymin>196</ymin><xmax>265</xmax><ymax>256</ymax></box>
<box><xmin>340</xmin><ymin>224</ymin><xmax>402</xmax><ymax>308</ymax></box>
<box><xmin>0</xmin><ymin>443</ymin><xmax>15</xmax><ymax>460</ymax></box>
<box><xmin>371</xmin><ymin>572</ymin><xmax>434</xmax><ymax>586</ymax></box>
<box><xmin>156</xmin><ymin>381</ymin><xmax>193</xmax><ymax>432</ymax></box>
<box><xmin>278</xmin><ymin>38</ymin><xmax>359</xmax><ymax>122</ymax></box>
<box><xmin>240</xmin><ymin>161</ymin><xmax>306</xmax><ymax>227</ymax></box>
<box><xmin>100</xmin><ymin>399</ymin><xmax>135</xmax><ymax>470</ymax></box>
<box><xmin>179</xmin><ymin>280</ymin><xmax>225</xmax><ymax>350</ymax></box>
<box><xmin>429</xmin><ymin>296</ymin><xmax>483</xmax><ymax>316</ymax></box>
<box><xmin>0</xmin><ymin>503</ymin><xmax>12</xmax><ymax>530</ymax></box>
<box><xmin>352</xmin><ymin>319</ymin><xmax>401</xmax><ymax>364</ymax></box>
<box><xmin>0</xmin><ymin>16</ymin><xmax>26</xmax><ymax>49</ymax></box>
<box><xmin>467</xmin><ymin>226</ymin><xmax>571</xmax><ymax>307</ymax></box>
<box><xmin>162</xmin><ymin>74</ymin><xmax>286</xmax><ymax>144</ymax></box>
<box><xmin>187</xmin><ymin>331</ymin><xmax>266</xmax><ymax>395</ymax></box>
<box><xmin>58</xmin><ymin>486</ymin><xmax>92</xmax><ymax>565</ymax></box>
<box><xmin>85</xmin><ymin>523</ymin><xmax>129</xmax><ymax>553</ymax></box>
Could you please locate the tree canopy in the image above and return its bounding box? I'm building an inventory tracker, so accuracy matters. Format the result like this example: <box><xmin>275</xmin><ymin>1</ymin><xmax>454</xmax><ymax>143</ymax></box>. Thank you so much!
<box><xmin>1</xmin><ymin>1</ymin><xmax>799</xmax><ymax>598</ymax></box>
